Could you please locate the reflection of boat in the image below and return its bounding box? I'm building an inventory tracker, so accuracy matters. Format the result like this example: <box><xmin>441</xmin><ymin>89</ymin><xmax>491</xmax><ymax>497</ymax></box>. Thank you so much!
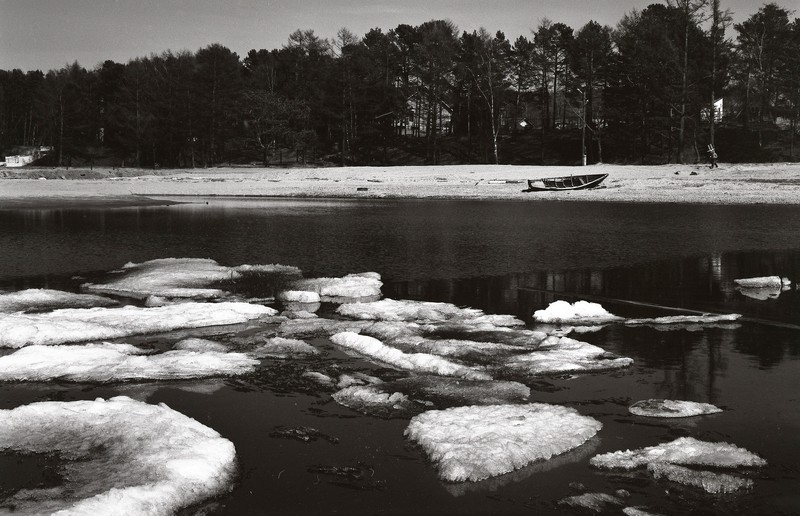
<box><xmin>524</xmin><ymin>173</ymin><xmax>608</xmax><ymax>192</ymax></box>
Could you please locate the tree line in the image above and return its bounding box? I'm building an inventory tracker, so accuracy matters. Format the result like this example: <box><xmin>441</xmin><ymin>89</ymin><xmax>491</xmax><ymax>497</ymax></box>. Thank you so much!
<box><xmin>1</xmin><ymin>1</ymin><xmax>798</xmax><ymax>168</ymax></box>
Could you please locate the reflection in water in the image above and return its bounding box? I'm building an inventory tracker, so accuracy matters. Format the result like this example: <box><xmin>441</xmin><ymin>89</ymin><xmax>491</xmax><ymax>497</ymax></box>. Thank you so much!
<box><xmin>2</xmin><ymin>199</ymin><xmax>800</xmax><ymax>514</ymax></box>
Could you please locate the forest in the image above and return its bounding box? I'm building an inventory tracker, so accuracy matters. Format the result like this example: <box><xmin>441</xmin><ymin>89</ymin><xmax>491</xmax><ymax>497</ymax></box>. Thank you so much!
<box><xmin>0</xmin><ymin>1</ymin><xmax>798</xmax><ymax>168</ymax></box>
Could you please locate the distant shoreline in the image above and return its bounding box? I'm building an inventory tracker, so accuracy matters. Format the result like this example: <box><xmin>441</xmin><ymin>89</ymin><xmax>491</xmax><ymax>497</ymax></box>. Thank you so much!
<box><xmin>2</xmin><ymin>163</ymin><xmax>800</xmax><ymax>208</ymax></box>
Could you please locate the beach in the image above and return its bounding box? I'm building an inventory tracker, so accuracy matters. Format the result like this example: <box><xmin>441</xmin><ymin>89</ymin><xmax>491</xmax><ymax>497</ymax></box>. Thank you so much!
<box><xmin>2</xmin><ymin>162</ymin><xmax>800</xmax><ymax>208</ymax></box>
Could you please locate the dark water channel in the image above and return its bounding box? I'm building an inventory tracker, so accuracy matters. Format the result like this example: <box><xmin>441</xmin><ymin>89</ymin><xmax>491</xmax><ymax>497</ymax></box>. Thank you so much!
<box><xmin>1</xmin><ymin>197</ymin><xmax>800</xmax><ymax>515</ymax></box>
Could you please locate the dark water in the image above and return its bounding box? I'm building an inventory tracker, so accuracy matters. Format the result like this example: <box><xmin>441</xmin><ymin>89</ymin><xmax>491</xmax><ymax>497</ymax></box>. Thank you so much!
<box><xmin>1</xmin><ymin>197</ymin><xmax>800</xmax><ymax>515</ymax></box>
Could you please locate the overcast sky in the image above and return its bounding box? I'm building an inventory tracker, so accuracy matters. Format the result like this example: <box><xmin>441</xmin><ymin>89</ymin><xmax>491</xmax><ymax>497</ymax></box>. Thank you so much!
<box><xmin>0</xmin><ymin>0</ymin><xmax>765</xmax><ymax>72</ymax></box>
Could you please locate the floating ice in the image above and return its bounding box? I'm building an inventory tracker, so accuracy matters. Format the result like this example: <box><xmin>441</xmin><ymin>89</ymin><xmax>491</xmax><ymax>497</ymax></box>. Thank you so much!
<box><xmin>0</xmin><ymin>288</ymin><xmax>117</xmax><ymax>313</ymax></box>
<box><xmin>504</xmin><ymin>336</ymin><xmax>633</xmax><ymax>375</ymax></box>
<box><xmin>0</xmin><ymin>302</ymin><xmax>274</xmax><ymax>348</ymax></box>
<box><xmin>330</xmin><ymin>332</ymin><xmax>490</xmax><ymax>380</ymax></box>
<box><xmin>734</xmin><ymin>276</ymin><xmax>791</xmax><ymax>288</ymax></box>
<box><xmin>0</xmin><ymin>396</ymin><xmax>237</xmax><ymax>514</ymax></box>
<box><xmin>277</xmin><ymin>318</ymin><xmax>371</xmax><ymax>338</ymax></box>
<box><xmin>337</xmin><ymin>298</ymin><xmax>523</xmax><ymax>326</ymax></box>
<box><xmin>83</xmin><ymin>258</ymin><xmax>301</xmax><ymax>300</ymax></box>
<box><xmin>532</xmin><ymin>300</ymin><xmax>624</xmax><ymax>324</ymax></box>
<box><xmin>629</xmin><ymin>399</ymin><xmax>723</xmax><ymax>418</ymax></box>
<box><xmin>303</xmin><ymin>371</ymin><xmax>335</xmax><ymax>387</ymax></box>
<box><xmin>405</xmin><ymin>403</ymin><xmax>601</xmax><ymax>482</ymax></box>
<box><xmin>0</xmin><ymin>342</ymin><xmax>258</xmax><ymax>382</ymax></box>
<box><xmin>736</xmin><ymin>286</ymin><xmax>786</xmax><ymax>300</ymax></box>
<box><xmin>623</xmin><ymin>507</ymin><xmax>663</xmax><ymax>516</ymax></box>
<box><xmin>173</xmin><ymin>338</ymin><xmax>229</xmax><ymax>353</ymax></box>
<box><xmin>624</xmin><ymin>313</ymin><xmax>741</xmax><ymax>326</ymax></box>
<box><xmin>333</xmin><ymin>376</ymin><xmax>530</xmax><ymax>417</ymax></box>
<box><xmin>291</xmin><ymin>272</ymin><xmax>382</xmax><ymax>300</ymax></box>
<box><xmin>589</xmin><ymin>437</ymin><xmax>767</xmax><ymax>470</ymax></box>
<box><xmin>335</xmin><ymin>372</ymin><xmax>383</xmax><ymax>389</ymax></box>
<box><xmin>82</xmin><ymin>258</ymin><xmax>236</xmax><ymax>299</ymax></box>
<box><xmin>559</xmin><ymin>492</ymin><xmax>624</xmax><ymax>512</ymax></box>
<box><xmin>249</xmin><ymin>337</ymin><xmax>319</xmax><ymax>358</ymax></box>
<box><xmin>277</xmin><ymin>290</ymin><xmax>321</xmax><ymax>303</ymax></box>
<box><xmin>647</xmin><ymin>463</ymin><xmax>754</xmax><ymax>494</ymax></box>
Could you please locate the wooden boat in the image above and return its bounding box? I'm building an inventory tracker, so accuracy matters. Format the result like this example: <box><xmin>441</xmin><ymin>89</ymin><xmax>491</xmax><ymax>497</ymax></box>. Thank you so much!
<box><xmin>523</xmin><ymin>173</ymin><xmax>608</xmax><ymax>192</ymax></box>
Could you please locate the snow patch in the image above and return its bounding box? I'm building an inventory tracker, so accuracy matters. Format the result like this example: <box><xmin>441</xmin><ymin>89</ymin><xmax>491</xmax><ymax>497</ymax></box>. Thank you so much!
<box><xmin>0</xmin><ymin>342</ymin><xmax>258</xmax><ymax>382</ymax></box>
<box><xmin>0</xmin><ymin>302</ymin><xmax>274</xmax><ymax>348</ymax></box>
<box><xmin>533</xmin><ymin>300</ymin><xmax>623</xmax><ymax>324</ymax></box>
<box><xmin>405</xmin><ymin>403</ymin><xmax>601</xmax><ymax>482</ymax></box>
<box><xmin>0</xmin><ymin>396</ymin><xmax>237</xmax><ymax>514</ymax></box>
<box><xmin>629</xmin><ymin>399</ymin><xmax>723</xmax><ymax>418</ymax></box>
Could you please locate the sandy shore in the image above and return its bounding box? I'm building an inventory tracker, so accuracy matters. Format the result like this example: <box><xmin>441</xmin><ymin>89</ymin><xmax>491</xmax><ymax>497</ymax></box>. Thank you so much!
<box><xmin>1</xmin><ymin>163</ymin><xmax>800</xmax><ymax>208</ymax></box>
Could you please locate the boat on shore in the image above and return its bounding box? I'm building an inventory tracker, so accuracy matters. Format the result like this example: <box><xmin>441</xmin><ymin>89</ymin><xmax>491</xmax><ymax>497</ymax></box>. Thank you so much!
<box><xmin>523</xmin><ymin>173</ymin><xmax>608</xmax><ymax>192</ymax></box>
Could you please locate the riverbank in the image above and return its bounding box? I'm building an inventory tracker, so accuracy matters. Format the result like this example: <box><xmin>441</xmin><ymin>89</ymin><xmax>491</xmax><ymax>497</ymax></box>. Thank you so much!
<box><xmin>2</xmin><ymin>162</ymin><xmax>800</xmax><ymax>208</ymax></box>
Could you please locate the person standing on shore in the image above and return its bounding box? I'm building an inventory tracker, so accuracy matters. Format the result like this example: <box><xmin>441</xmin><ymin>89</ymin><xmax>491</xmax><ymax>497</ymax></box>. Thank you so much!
<box><xmin>707</xmin><ymin>144</ymin><xmax>719</xmax><ymax>168</ymax></box>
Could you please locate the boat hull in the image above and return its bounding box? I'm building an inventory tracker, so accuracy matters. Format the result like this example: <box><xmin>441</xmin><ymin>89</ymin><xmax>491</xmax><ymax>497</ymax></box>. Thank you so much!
<box><xmin>524</xmin><ymin>173</ymin><xmax>608</xmax><ymax>192</ymax></box>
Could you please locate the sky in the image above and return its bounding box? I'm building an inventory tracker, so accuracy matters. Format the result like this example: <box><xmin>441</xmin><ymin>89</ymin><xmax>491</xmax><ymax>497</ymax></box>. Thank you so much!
<box><xmin>0</xmin><ymin>0</ymin><xmax>766</xmax><ymax>72</ymax></box>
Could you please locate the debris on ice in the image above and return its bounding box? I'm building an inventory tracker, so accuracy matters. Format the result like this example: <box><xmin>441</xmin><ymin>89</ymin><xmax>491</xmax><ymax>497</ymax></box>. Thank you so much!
<box><xmin>290</xmin><ymin>272</ymin><xmax>382</xmax><ymax>300</ymax></box>
<box><xmin>0</xmin><ymin>288</ymin><xmax>117</xmax><ymax>313</ymax></box>
<box><xmin>405</xmin><ymin>403</ymin><xmax>601</xmax><ymax>482</ymax></box>
<box><xmin>0</xmin><ymin>396</ymin><xmax>237</xmax><ymax>514</ymax></box>
<box><xmin>589</xmin><ymin>436</ymin><xmax>767</xmax><ymax>470</ymax></box>
<box><xmin>629</xmin><ymin>399</ymin><xmax>723</xmax><ymax>418</ymax></box>
<box><xmin>647</xmin><ymin>463</ymin><xmax>754</xmax><ymax>494</ymax></box>
<box><xmin>333</xmin><ymin>376</ymin><xmax>530</xmax><ymax>417</ymax></box>
<box><xmin>337</xmin><ymin>298</ymin><xmax>523</xmax><ymax>326</ymax></box>
<box><xmin>532</xmin><ymin>300</ymin><xmax>624</xmax><ymax>324</ymax></box>
<box><xmin>0</xmin><ymin>342</ymin><xmax>258</xmax><ymax>382</ymax></box>
<box><xmin>249</xmin><ymin>337</ymin><xmax>319</xmax><ymax>358</ymax></box>
<box><xmin>330</xmin><ymin>332</ymin><xmax>490</xmax><ymax>380</ymax></box>
<box><xmin>0</xmin><ymin>302</ymin><xmax>275</xmax><ymax>348</ymax></box>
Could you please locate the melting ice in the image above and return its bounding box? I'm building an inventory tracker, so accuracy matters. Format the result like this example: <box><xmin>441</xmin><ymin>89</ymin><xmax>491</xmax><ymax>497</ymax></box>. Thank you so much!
<box><xmin>0</xmin><ymin>302</ymin><xmax>274</xmax><ymax>348</ymax></box>
<box><xmin>629</xmin><ymin>399</ymin><xmax>722</xmax><ymax>418</ymax></box>
<box><xmin>0</xmin><ymin>342</ymin><xmax>258</xmax><ymax>382</ymax></box>
<box><xmin>289</xmin><ymin>272</ymin><xmax>382</xmax><ymax>300</ymax></box>
<box><xmin>0</xmin><ymin>396</ymin><xmax>237</xmax><ymax>515</ymax></box>
<box><xmin>405</xmin><ymin>403</ymin><xmax>602</xmax><ymax>482</ymax></box>
<box><xmin>0</xmin><ymin>288</ymin><xmax>117</xmax><ymax>313</ymax></box>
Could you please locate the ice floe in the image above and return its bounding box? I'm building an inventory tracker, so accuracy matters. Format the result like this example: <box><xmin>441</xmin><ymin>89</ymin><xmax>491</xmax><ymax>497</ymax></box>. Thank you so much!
<box><xmin>333</xmin><ymin>376</ymin><xmax>530</xmax><ymax>417</ymax></box>
<box><xmin>559</xmin><ymin>492</ymin><xmax>625</xmax><ymax>512</ymax></box>
<box><xmin>734</xmin><ymin>276</ymin><xmax>791</xmax><ymax>288</ymax></box>
<box><xmin>249</xmin><ymin>337</ymin><xmax>319</xmax><ymax>358</ymax></box>
<box><xmin>624</xmin><ymin>313</ymin><xmax>741</xmax><ymax>326</ymax></box>
<box><xmin>629</xmin><ymin>399</ymin><xmax>723</xmax><ymax>418</ymax></box>
<box><xmin>330</xmin><ymin>332</ymin><xmax>490</xmax><ymax>380</ymax></box>
<box><xmin>173</xmin><ymin>338</ymin><xmax>229</xmax><ymax>353</ymax></box>
<box><xmin>405</xmin><ymin>403</ymin><xmax>601</xmax><ymax>482</ymax></box>
<box><xmin>532</xmin><ymin>300</ymin><xmax>624</xmax><ymax>324</ymax></box>
<box><xmin>277</xmin><ymin>290</ymin><xmax>321</xmax><ymax>303</ymax></box>
<box><xmin>589</xmin><ymin>437</ymin><xmax>767</xmax><ymax>470</ymax></box>
<box><xmin>277</xmin><ymin>318</ymin><xmax>371</xmax><ymax>338</ymax></box>
<box><xmin>0</xmin><ymin>302</ymin><xmax>274</xmax><ymax>348</ymax></box>
<box><xmin>337</xmin><ymin>298</ymin><xmax>523</xmax><ymax>326</ymax></box>
<box><xmin>0</xmin><ymin>396</ymin><xmax>236</xmax><ymax>514</ymax></box>
<box><xmin>647</xmin><ymin>463</ymin><xmax>754</xmax><ymax>493</ymax></box>
<box><xmin>0</xmin><ymin>342</ymin><xmax>258</xmax><ymax>382</ymax></box>
<box><xmin>82</xmin><ymin>257</ymin><xmax>301</xmax><ymax>300</ymax></box>
<box><xmin>503</xmin><ymin>336</ymin><xmax>633</xmax><ymax>375</ymax></box>
<box><xmin>290</xmin><ymin>272</ymin><xmax>382</xmax><ymax>300</ymax></box>
<box><xmin>0</xmin><ymin>288</ymin><xmax>117</xmax><ymax>313</ymax></box>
